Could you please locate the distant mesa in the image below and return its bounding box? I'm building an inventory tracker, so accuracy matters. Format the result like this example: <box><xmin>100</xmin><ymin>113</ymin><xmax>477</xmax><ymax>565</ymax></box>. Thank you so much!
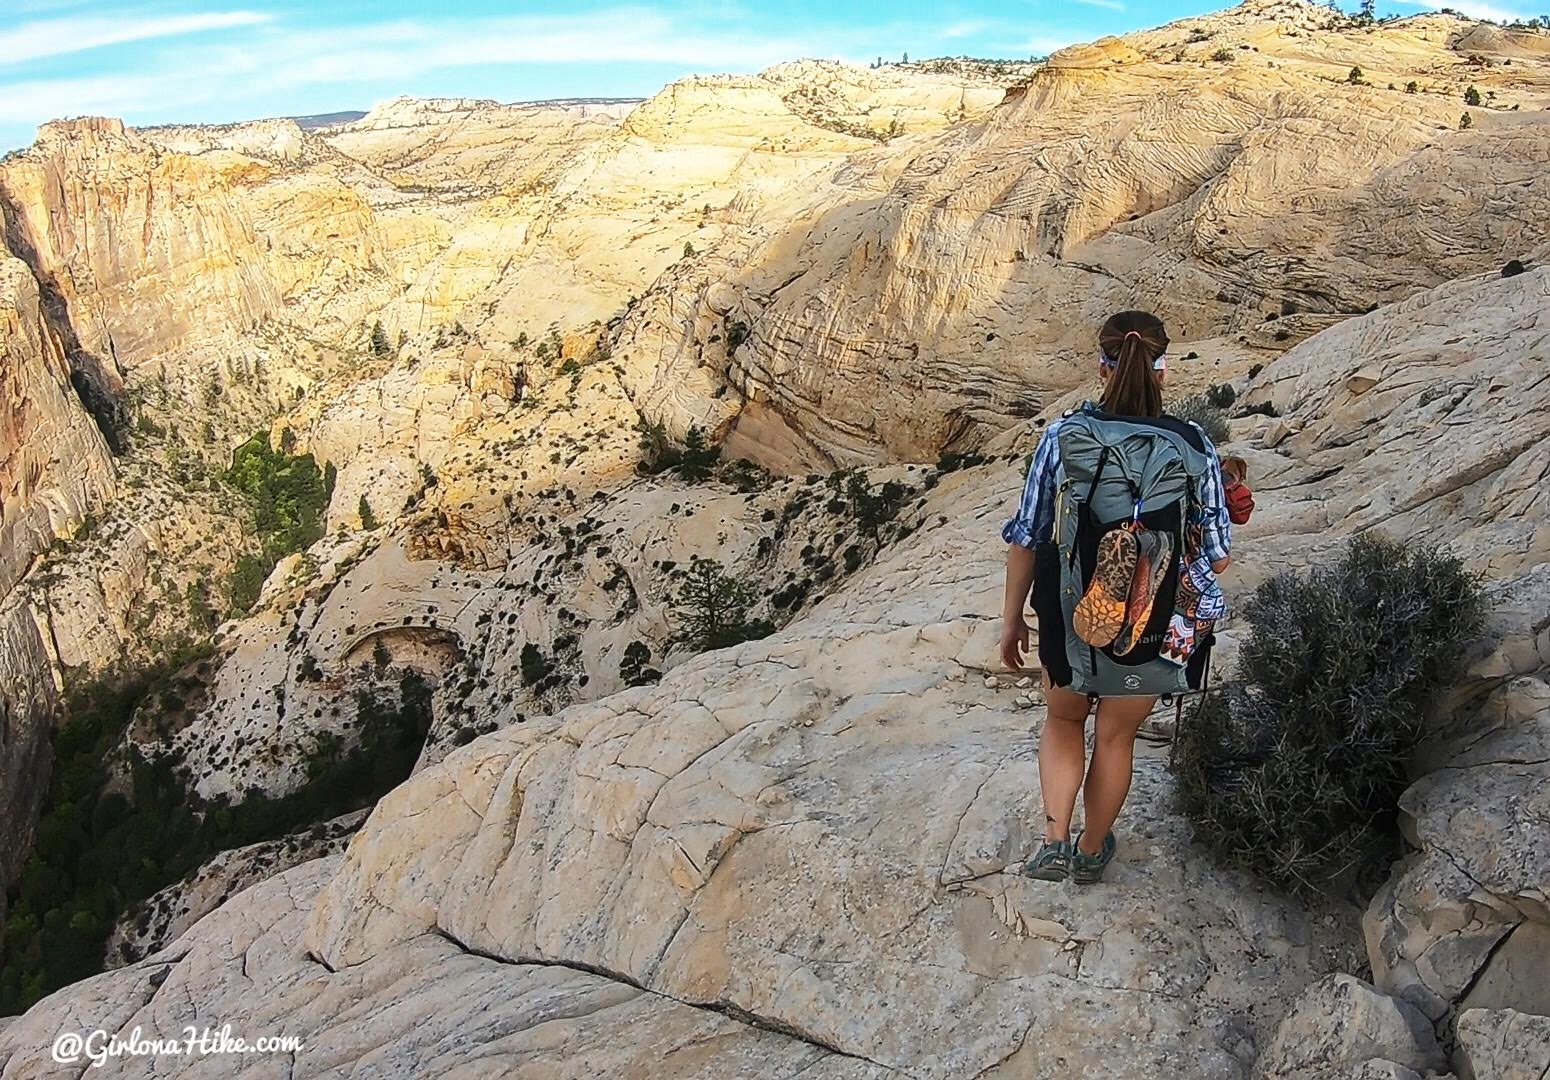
<box><xmin>288</xmin><ymin>111</ymin><xmax>369</xmax><ymax>130</ymax></box>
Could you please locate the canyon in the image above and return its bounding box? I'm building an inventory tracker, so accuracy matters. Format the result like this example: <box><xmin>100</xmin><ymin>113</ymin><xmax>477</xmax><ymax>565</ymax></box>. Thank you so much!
<box><xmin>0</xmin><ymin>0</ymin><xmax>1547</xmax><ymax>1076</ymax></box>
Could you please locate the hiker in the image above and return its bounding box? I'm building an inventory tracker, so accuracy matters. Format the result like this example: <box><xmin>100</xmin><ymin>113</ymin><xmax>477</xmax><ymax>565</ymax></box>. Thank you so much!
<box><xmin>998</xmin><ymin>311</ymin><xmax>1233</xmax><ymax>884</ymax></box>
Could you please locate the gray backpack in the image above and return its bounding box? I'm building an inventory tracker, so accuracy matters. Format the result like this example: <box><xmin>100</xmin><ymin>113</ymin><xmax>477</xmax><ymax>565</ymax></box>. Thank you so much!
<box><xmin>1031</xmin><ymin>403</ymin><xmax>1216</xmax><ymax>697</ymax></box>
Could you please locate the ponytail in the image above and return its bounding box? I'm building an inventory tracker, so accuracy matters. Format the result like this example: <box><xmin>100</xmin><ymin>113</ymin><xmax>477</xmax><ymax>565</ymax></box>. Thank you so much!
<box><xmin>1097</xmin><ymin>311</ymin><xmax>1167</xmax><ymax>418</ymax></box>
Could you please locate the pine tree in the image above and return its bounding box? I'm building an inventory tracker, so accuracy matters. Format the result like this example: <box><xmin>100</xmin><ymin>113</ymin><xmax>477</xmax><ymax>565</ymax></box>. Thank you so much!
<box><xmin>358</xmin><ymin>494</ymin><xmax>379</xmax><ymax>530</ymax></box>
<box><xmin>678</xmin><ymin>425</ymin><xmax>720</xmax><ymax>482</ymax></box>
<box><xmin>1406</xmin><ymin>81</ymin><xmax>1419</xmax><ymax>93</ymax></box>
<box><xmin>1464</xmin><ymin>84</ymin><xmax>1482</xmax><ymax>106</ymax></box>
<box><xmin>619</xmin><ymin>640</ymin><xmax>660</xmax><ymax>686</ymax></box>
<box><xmin>370</xmin><ymin>320</ymin><xmax>391</xmax><ymax>357</ymax></box>
<box><xmin>1460</xmin><ymin>112</ymin><xmax>1473</xmax><ymax>129</ymax></box>
<box><xmin>674</xmin><ymin>557</ymin><xmax>770</xmax><ymax>651</ymax></box>
<box><xmin>1348</xmin><ymin>66</ymin><xmax>1364</xmax><ymax>85</ymax></box>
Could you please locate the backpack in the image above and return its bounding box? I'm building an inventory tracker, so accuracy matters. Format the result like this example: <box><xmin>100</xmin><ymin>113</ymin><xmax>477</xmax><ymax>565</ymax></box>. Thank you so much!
<box><xmin>1031</xmin><ymin>403</ymin><xmax>1216</xmax><ymax>698</ymax></box>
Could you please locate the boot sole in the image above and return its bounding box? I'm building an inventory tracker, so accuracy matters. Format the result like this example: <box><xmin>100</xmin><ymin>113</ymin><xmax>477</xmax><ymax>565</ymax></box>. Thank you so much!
<box><xmin>1074</xmin><ymin>530</ymin><xmax>1137</xmax><ymax>647</ymax></box>
<box><xmin>1114</xmin><ymin>531</ymin><xmax>1174</xmax><ymax>656</ymax></box>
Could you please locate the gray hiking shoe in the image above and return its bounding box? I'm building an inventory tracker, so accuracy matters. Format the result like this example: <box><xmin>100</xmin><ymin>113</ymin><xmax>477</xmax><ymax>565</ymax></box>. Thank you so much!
<box><xmin>1023</xmin><ymin>838</ymin><xmax>1073</xmax><ymax>882</ymax></box>
<box><xmin>1071</xmin><ymin>831</ymin><xmax>1117</xmax><ymax>884</ymax></box>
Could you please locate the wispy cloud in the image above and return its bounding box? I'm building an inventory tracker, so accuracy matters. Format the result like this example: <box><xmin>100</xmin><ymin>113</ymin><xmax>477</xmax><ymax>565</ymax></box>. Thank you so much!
<box><xmin>1072</xmin><ymin>0</ymin><xmax>1125</xmax><ymax>10</ymax></box>
<box><xmin>0</xmin><ymin>11</ymin><xmax>270</xmax><ymax>66</ymax></box>
<box><xmin>940</xmin><ymin>19</ymin><xmax>995</xmax><ymax>39</ymax></box>
<box><xmin>0</xmin><ymin>7</ymin><xmax>829</xmax><ymax>137</ymax></box>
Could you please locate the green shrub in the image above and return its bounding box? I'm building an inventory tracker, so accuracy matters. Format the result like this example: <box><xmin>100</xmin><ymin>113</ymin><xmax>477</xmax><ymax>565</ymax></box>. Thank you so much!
<box><xmin>1348</xmin><ymin>65</ymin><xmax>1364</xmax><ymax>85</ymax></box>
<box><xmin>845</xmin><ymin>470</ymin><xmax>908</xmax><ymax>541</ymax></box>
<box><xmin>1460</xmin><ymin>112</ymin><xmax>1473</xmax><ymax>130</ymax></box>
<box><xmin>1210</xmin><ymin>47</ymin><xmax>1233</xmax><ymax>62</ymax></box>
<box><xmin>1405</xmin><ymin>81</ymin><xmax>1419</xmax><ymax>93</ymax></box>
<box><xmin>1464</xmin><ymin>84</ymin><xmax>1481</xmax><ymax>106</ymax></box>
<box><xmin>519</xmin><ymin>643</ymin><xmax>550</xmax><ymax>687</ymax></box>
<box><xmin>358</xmin><ymin>494</ymin><xmax>379</xmax><ymax>531</ymax></box>
<box><xmin>1205</xmin><ymin>383</ymin><xmax>1238</xmax><ymax>409</ymax></box>
<box><xmin>935</xmin><ymin>450</ymin><xmax>987</xmax><ymax>473</ymax></box>
<box><xmin>1170</xmin><ymin>393</ymin><xmax>1231</xmax><ymax>444</ymax></box>
<box><xmin>223</xmin><ymin>432</ymin><xmax>335</xmax><ymax>613</ymax></box>
<box><xmin>1172</xmin><ymin>535</ymin><xmax>1482</xmax><ymax>893</ymax></box>
<box><xmin>636</xmin><ymin>417</ymin><xmax>680</xmax><ymax>475</ymax></box>
<box><xmin>718</xmin><ymin>458</ymin><xmax>770</xmax><ymax>494</ymax></box>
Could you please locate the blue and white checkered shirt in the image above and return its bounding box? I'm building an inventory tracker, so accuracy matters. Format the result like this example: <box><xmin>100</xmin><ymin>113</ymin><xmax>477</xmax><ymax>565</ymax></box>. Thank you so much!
<box><xmin>1002</xmin><ymin>416</ymin><xmax>1233</xmax><ymax>564</ymax></box>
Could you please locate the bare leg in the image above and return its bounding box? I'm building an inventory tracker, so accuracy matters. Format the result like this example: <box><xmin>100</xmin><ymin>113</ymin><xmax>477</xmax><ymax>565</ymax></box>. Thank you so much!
<box><xmin>1078</xmin><ymin>694</ymin><xmax>1156</xmax><ymax>853</ymax></box>
<box><xmin>1038</xmin><ymin>676</ymin><xmax>1093</xmax><ymax>843</ymax></box>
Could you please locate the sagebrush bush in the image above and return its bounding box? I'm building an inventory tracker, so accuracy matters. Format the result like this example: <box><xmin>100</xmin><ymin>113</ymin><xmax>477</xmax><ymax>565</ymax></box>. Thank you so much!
<box><xmin>1172</xmin><ymin>534</ymin><xmax>1482</xmax><ymax>893</ymax></box>
<box><xmin>1171</xmin><ymin>393</ymin><xmax>1232</xmax><ymax>444</ymax></box>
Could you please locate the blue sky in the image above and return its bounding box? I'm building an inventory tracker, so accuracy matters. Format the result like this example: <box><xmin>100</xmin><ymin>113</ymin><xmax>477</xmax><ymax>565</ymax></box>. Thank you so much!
<box><xmin>0</xmin><ymin>0</ymin><xmax>1536</xmax><ymax>151</ymax></box>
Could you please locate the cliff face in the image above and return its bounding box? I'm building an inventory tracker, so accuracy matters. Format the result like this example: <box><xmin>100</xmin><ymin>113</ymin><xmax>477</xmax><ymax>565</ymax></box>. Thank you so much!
<box><xmin>0</xmin><ymin>255</ymin><xmax>115</xmax><ymax>597</ymax></box>
<box><xmin>0</xmin><ymin>252</ymin><xmax>114</xmax><ymax>910</ymax></box>
<box><xmin>0</xmin><ymin>119</ymin><xmax>280</xmax><ymax>370</ymax></box>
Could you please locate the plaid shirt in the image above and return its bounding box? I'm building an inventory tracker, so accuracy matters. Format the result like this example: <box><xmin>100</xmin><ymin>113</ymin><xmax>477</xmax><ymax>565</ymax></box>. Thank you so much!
<box><xmin>1002</xmin><ymin>416</ymin><xmax>1233</xmax><ymax>564</ymax></box>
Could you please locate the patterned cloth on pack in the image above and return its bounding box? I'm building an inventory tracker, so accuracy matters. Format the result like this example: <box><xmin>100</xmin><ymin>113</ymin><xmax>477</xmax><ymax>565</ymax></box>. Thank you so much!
<box><xmin>1161</xmin><ymin>554</ymin><xmax>1226</xmax><ymax>666</ymax></box>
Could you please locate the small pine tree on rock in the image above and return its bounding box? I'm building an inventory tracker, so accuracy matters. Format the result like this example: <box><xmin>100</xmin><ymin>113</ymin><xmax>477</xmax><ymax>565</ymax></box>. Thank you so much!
<box><xmin>359</xmin><ymin>494</ymin><xmax>379</xmax><ymax>531</ymax></box>
<box><xmin>1348</xmin><ymin>66</ymin><xmax>1364</xmax><ymax>85</ymax></box>
<box><xmin>370</xmin><ymin>320</ymin><xmax>391</xmax><ymax>358</ymax></box>
<box><xmin>674</xmin><ymin>556</ymin><xmax>773</xmax><ymax>652</ymax></box>
<box><xmin>678</xmin><ymin>426</ymin><xmax>720</xmax><ymax>482</ymax></box>
<box><xmin>1406</xmin><ymin>81</ymin><xmax>1419</xmax><ymax>93</ymax></box>
<box><xmin>619</xmin><ymin>640</ymin><xmax>661</xmax><ymax>686</ymax></box>
<box><xmin>1464</xmin><ymin>84</ymin><xmax>1482</xmax><ymax>106</ymax></box>
<box><xmin>1460</xmin><ymin>112</ymin><xmax>1473</xmax><ymax>129</ymax></box>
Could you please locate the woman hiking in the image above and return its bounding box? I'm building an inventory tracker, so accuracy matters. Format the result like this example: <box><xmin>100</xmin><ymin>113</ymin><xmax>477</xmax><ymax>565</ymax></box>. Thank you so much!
<box><xmin>998</xmin><ymin>310</ymin><xmax>1233</xmax><ymax>884</ymax></box>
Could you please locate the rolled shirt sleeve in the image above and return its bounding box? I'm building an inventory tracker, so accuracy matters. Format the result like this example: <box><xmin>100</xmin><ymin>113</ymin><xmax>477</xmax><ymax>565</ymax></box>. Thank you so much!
<box><xmin>1190</xmin><ymin>426</ymin><xmax>1234</xmax><ymax>564</ymax></box>
<box><xmin>1002</xmin><ymin>421</ymin><xmax>1062</xmax><ymax>549</ymax></box>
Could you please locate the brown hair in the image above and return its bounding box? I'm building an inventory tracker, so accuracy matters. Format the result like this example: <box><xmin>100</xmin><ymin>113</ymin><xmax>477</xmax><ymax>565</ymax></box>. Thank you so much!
<box><xmin>1097</xmin><ymin>310</ymin><xmax>1168</xmax><ymax>418</ymax></box>
<box><xmin>1220</xmin><ymin>455</ymin><xmax>1248</xmax><ymax>485</ymax></box>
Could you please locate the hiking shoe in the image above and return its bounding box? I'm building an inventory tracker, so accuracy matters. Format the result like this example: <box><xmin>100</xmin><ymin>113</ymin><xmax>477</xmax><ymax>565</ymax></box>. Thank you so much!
<box><xmin>1071</xmin><ymin>831</ymin><xmax>1117</xmax><ymax>884</ymax></box>
<box><xmin>1114</xmin><ymin>529</ymin><xmax>1174</xmax><ymax>656</ymax></box>
<box><xmin>1022</xmin><ymin>838</ymin><xmax>1073</xmax><ymax>882</ymax></box>
<box><xmin>1074</xmin><ymin>528</ymin><xmax>1137</xmax><ymax>648</ymax></box>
